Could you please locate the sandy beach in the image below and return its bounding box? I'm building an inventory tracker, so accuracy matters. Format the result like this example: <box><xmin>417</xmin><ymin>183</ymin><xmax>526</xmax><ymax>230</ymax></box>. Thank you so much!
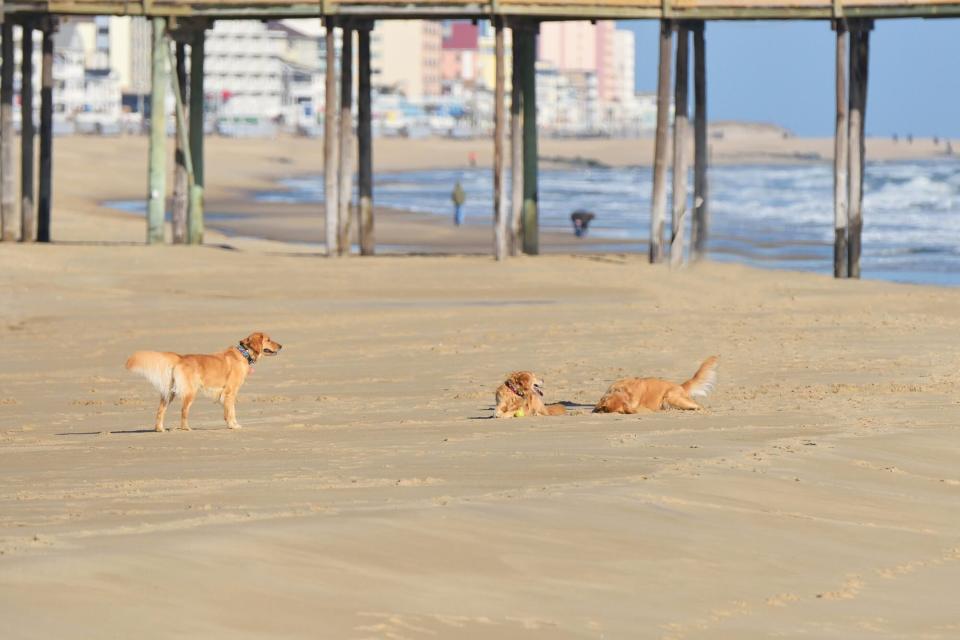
<box><xmin>2</xmin><ymin>134</ymin><xmax>960</xmax><ymax>638</ymax></box>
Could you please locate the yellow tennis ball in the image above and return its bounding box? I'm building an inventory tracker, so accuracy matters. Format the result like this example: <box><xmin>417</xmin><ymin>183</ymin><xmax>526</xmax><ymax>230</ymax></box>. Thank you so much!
<box><xmin>514</xmin><ymin>408</ymin><xmax>525</xmax><ymax>417</ymax></box>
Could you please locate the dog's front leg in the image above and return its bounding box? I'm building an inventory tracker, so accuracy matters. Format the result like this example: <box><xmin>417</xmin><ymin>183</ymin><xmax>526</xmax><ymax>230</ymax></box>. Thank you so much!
<box><xmin>223</xmin><ymin>391</ymin><xmax>241</xmax><ymax>429</ymax></box>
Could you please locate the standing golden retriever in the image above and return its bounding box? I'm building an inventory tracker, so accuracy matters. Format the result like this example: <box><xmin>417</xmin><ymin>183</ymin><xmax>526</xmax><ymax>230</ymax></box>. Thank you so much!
<box><xmin>125</xmin><ymin>332</ymin><xmax>282</xmax><ymax>431</ymax></box>
<box><xmin>494</xmin><ymin>371</ymin><xmax>566</xmax><ymax>418</ymax></box>
<box><xmin>593</xmin><ymin>356</ymin><xmax>718</xmax><ymax>414</ymax></box>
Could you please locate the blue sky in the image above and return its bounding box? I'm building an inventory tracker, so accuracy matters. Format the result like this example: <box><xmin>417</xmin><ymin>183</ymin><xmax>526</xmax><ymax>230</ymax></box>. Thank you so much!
<box><xmin>620</xmin><ymin>19</ymin><xmax>960</xmax><ymax>137</ymax></box>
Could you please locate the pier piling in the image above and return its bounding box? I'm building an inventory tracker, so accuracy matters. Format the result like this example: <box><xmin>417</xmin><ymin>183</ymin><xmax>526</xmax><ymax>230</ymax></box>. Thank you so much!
<box><xmin>833</xmin><ymin>19</ymin><xmax>849</xmax><ymax>278</ymax></box>
<box><xmin>518</xmin><ymin>23</ymin><xmax>539</xmax><ymax>256</ymax></box>
<box><xmin>493</xmin><ymin>17</ymin><xmax>507</xmax><ymax>260</ymax></box>
<box><xmin>691</xmin><ymin>21</ymin><xmax>708</xmax><ymax>262</ymax></box>
<box><xmin>37</xmin><ymin>20</ymin><xmax>55</xmax><ymax>243</ymax></box>
<box><xmin>323</xmin><ymin>17</ymin><xmax>339</xmax><ymax>257</ymax></box>
<box><xmin>650</xmin><ymin>20</ymin><xmax>672</xmax><ymax>264</ymax></box>
<box><xmin>147</xmin><ymin>17</ymin><xmax>168</xmax><ymax>245</ymax></box>
<box><xmin>357</xmin><ymin>21</ymin><xmax>374</xmax><ymax>256</ymax></box>
<box><xmin>509</xmin><ymin>29</ymin><xmax>523</xmax><ymax>256</ymax></box>
<box><xmin>20</xmin><ymin>21</ymin><xmax>34</xmax><ymax>242</ymax></box>
<box><xmin>188</xmin><ymin>23</ymin><xmax>206</xmax><ymax>245</ymax></box>
<box><xmin>847</xmin><ymin>20</ymin><xmax>871</xmax><ymax>279</ymax></box>
<box><xmin>338</xmin><ymin>22</ymin><xmax>354</xmax><ymax>256</ymax></box>
<box><xmin>670</xmin><ymin>24</ymin><xmax>690</xmax><ymax>268</ymax></box>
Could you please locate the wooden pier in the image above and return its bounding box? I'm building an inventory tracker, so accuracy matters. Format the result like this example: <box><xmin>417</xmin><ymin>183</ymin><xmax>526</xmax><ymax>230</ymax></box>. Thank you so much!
<box><xmin>0</xmin><ymin>0</ymin><xmax>954</xmax><ymax>277</ymax></box>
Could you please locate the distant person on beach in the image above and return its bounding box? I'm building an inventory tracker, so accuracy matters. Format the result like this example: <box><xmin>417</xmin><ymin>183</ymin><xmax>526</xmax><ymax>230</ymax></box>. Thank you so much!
<box><xmin>571</xmin><ymin>210</ymin><xmax>595</xmax><ymax>238</ymax></box>
<box><xmin>452</xmin><ymin>181</ymin><xmax>466</xmax><ymax>226</ymax></box>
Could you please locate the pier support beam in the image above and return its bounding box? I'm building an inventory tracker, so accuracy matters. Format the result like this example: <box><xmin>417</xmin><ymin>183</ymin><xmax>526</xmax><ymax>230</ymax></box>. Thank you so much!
<box><xmin>847</xmin><ymin>20</ymin><xmax>871</xmax><ymax>279</ymax></box>
<box><xmin>172</xmin><ymin>41</ymin><xmax>188</xmax><ymax>244</ymax></box>
<box><xmin>188</xmin><ymin>24</ymin><xmax>206</xmax><ymax>245</ymax></box>
<box><xmin>37</xmin><ymin>20</ymin><xmax>55</xmax><ymax>243</ymax></box>
<box><xmin>517</xmin><ymin>23</ymin><xmax>538</xmax><ymax>256</ymax></box>
<box><xmin>147</xmin><ymin>17</ymin><xmax>168</xmax><ymax>245</ymax></box>
<box><xmin>357</xmin><ymin>21</ymin><xmax>374</xmax><ymax>256</ymax></box>
<box><xmin>650</xmin><ymin>20</ymin><xmax>673</xmax><ymax>263</ymax></box>
<box><xmin>509</xmin><ymin>28</ymin><xmax>523</xmax><ymax>256</ymax></box>
<box><xmin>20</xmin><ymin>21</ymin><xmax>34</xmax><ymax>242</ymax></box>
<box><xmin>691</xmin><ymin>21</ymin><xmax>708</xmax><ymax>262</ymax></box>
<box><xmin>323</xmin><ymin>17</ymin><xmax>340</xmax><ymax>257</ymax></box>
<box><xmin>338</xmin><ymin>22</ymin><xmax>354</xmax><ymax>255</ymax></box>
<box><xmin>833</xmin><ymin>19</ymin><xmax>849</xmax><ymax>278</ymax></box>
<box><xmin>670</xmin><ymin>24</ymin><xmax>690</xmax><ymax>268</ymax></box>
<box><xmin>1</xmin><ymin>23</ymin><xmax>15</xmax><ymax>241</ymax></box>
<box><xmin>493</xmin><ymin>17</ymin><xmax>507</xmax><ymax>260</ymax></box>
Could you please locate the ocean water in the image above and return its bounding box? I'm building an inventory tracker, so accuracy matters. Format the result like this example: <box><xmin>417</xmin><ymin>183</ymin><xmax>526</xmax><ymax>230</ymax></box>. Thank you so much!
<box><xmin>254</xmin><ymin>158</ymin><xmax>960</xmax><ymax>286</ymax></box>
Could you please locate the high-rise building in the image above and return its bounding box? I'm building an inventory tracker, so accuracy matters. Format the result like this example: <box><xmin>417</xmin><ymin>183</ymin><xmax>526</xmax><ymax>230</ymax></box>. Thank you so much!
<box><xmin>612</xmin><ymin>28</ymin><xmax>636</xmax><ymax>103</ymax></box>
<box><xmin>373</xmin><ymin>20</ymin><xmax>442</xmax><ymax>100</ymax></box>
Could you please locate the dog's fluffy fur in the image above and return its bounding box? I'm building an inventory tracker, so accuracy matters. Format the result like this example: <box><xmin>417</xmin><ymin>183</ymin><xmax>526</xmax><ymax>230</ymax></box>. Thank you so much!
<box><xmin>494</xmin><ymin>371</ymin><xmax>566</xmax><ymax>418</ymax></box>
<box><xmin>125</xmin><ymin>332</ymin><xmax>282</xmax><ymax>431</ymax></box>
<box><xmin>593</xmin><ymin>356</ymin><xmax>719</xmax><ymax>414</ymax></box>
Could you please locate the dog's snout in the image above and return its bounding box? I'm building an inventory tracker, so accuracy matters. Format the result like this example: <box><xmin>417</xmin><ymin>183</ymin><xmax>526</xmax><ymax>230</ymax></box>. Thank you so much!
<box><xmin>275</xmin><ymin>343</ymin><xmax>283</xmax><ymax>351</ymax></box>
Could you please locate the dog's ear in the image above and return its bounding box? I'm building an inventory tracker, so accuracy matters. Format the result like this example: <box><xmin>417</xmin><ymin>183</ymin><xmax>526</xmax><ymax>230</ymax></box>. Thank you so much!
<box><xmin>244</xmin><ymin>332</ymin><xmax>265</xmax><ymax>356</ymax></box>
<box><xmin>516</xmin><ymin>371</ymin><xmax>535</xmax><ymax>389</ymax></box>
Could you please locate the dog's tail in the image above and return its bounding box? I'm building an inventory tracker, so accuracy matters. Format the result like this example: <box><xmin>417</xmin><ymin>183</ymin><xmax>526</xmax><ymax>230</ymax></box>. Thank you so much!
<box><xmin>681</xmin><ymin>356</ymin><xmax>719</xmax><ymax>399</ymax></box>
<box><xmin>544</xmin><ymin>403</ymin><xmax>567</xmax><ymax>416</ymax></box>
<box><xmin>125</xmin><ymin>351</ymin><xmax>182</xmax><ymax>401</ymax></box>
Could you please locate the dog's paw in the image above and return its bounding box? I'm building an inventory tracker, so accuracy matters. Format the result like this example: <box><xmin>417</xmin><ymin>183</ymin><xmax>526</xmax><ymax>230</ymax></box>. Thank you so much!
<box><xmin>228</xmin><ymin>423</ymin><xmax>242</xmax><ymax>430</ymax></box>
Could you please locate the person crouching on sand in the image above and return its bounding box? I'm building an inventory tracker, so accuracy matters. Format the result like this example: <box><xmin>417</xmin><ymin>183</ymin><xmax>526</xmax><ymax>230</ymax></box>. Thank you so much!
<box><xmin>451</xmin><ymin>181</ymin><xmax>466</xmax><ymax>226</ymax></box>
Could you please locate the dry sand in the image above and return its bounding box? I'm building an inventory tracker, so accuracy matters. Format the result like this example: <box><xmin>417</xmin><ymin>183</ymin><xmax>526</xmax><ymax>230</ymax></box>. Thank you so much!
<box><xmin>1</xmin><ymin>135</ymin><xmax>960</xmax><ymax>638</ymax></box>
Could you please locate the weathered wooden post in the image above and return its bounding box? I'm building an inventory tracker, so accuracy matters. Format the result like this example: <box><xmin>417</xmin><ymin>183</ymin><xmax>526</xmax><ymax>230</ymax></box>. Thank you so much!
<box><xmin>0</xmin><ymin>23</ymin><xmax>15</xmax><ymax>241</ymax></box>
<box><xmin>323</xmin><ymin>17</ymin><xmax>340</xmax><ymax>257</ymax></box>
<box><xmin>518</xmin><ymin>23</ymin><xmax>539</xmax><ymax>256</ymax></box>
<box><xmin>493</xmin><ymin>17</ymin><xmax>507</xmax><ymax>260</ymax></box>
<box><xmin>337</xmin><ymin>22</ymin><xmax>354</xmax><ymax>255</ymax></box>
<box><xmin>509</xmin><ymin>28</ymin><xmax>523</xmax><ymax>256</ymax></box>
<box><xmin>691</xmin><ymin>20</ymin><xmax>708</xmax><ymax>261</ymax></box>
<box><xmin>20</xmin><ymin>20</ymin><xmax>35</xmax><ymax>242</ymax></box>
<box><xmin>37</xmin><ymin>19</ymin><xmax>55</xmax><ymax>243</ymax></box>
<box><xmin>188</xmin><ymin>23</ymin><xmax>206</xmax><ymax>245</ymax></box>
<box><xmin>147</xmin><ymin>17</ymin><xmax>168</xmax><ymax>245</ymax></box>
<box><xmin>650</xmin><ymin>20</ymin><xmax>672</xmax><ymax>263</ymax></box>
<box><xmin>833</xmin><ymin>19</ymin><xmax>849</xmax><ymax>278</ymax></box>
<box><xmin>166</xmin><ymin>43</ymin><xmax>197</xmax><ymax>252</ymax></box>
<box><xmin>847</xmin><ymin>19</ymin><xmax>871</xmax><ymax>279</ymax></box>
<box><xmin>670</xmin><ymin>24</ymin><xmax>690</xmax><ymax>268</ymax></box>
<box><xmin>172</xmin><ymin>41</ymin><xmax>188</xmax><ymax>244</ymax></box>
<box><xmin>356</xmin><ymin>21</ymin><xmax>374</xmax><ymax>256</ymax></box>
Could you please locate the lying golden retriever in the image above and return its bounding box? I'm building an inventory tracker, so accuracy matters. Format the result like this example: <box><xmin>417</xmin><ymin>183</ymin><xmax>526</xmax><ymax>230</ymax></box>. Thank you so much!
<box><xmin>494</xmin><ymin>371</ymin><xmax>566</xmax><ymax>418</ymax></box>
<box><xmin>593</xmin><ymin>356</ymin><xmax>718</xmax><ymax>414</ymax></box>
<box><xmin>125</xmin><ymin>332</ymin><xmax>282</xmax><ymax>432</ymax></box>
